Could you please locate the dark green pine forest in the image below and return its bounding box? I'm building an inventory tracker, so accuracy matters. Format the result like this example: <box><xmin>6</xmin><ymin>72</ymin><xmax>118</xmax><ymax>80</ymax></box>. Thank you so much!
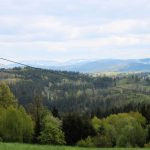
<box><xmin>1</xmin><ymin>67</ymin><xmax>150</xmax><ymax>119</ymax></box>
<box><xmin>1</xmin><ymin>67</ymin><xmax>150</xmax><ymax>147</ymax></box>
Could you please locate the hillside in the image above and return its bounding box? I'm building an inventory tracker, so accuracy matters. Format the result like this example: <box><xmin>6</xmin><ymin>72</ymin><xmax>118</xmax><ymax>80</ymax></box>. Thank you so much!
<box><xmin>0</xmin><ymin>67</ymin><xmax>150</xmax><ymax>119</ymax></box>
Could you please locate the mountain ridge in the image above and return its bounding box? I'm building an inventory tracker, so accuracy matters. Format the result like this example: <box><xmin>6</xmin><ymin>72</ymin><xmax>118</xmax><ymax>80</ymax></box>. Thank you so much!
<box><xmin>2</xmin><ymin>58</ymin><xmax>150</xmax><ymax>73</ymax></box>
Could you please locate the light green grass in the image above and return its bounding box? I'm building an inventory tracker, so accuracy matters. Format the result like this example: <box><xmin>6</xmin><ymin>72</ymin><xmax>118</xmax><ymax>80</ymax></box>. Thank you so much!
<box><xmin>0</xmin><ymin>143</ymin><xmax>150</xmax><ymax>150</ymax></box>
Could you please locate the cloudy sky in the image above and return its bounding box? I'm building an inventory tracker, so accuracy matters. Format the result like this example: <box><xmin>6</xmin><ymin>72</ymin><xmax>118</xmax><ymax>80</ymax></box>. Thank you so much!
<box><xmin>0</xmin><ymin>0</ymin><xmax>150</xmax><ymax>62</ymax></box>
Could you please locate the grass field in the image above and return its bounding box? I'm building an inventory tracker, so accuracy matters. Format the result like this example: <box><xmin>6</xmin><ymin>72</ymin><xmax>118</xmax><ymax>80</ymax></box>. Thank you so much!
<box><xmin>0</xmin><ymin>143</ymin><xmax>150</xmax><ymax>150</ymax></box>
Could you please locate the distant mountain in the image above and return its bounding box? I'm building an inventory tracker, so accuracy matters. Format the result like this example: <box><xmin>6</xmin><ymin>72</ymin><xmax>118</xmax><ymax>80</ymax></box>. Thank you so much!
<box><xmin>3</xmin><ymin>58</ymin><xmax>150</xmax><ymax>73</ymax></box>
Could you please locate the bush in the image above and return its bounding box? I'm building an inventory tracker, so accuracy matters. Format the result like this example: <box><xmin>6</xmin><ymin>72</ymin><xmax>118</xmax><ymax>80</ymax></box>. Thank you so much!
<box><xmin>38</xmin><ymin>113</ymin><xmax>66</xmax><ymax>145</ymax></box>
<box><xmin>116</xmin><ymin>123</ymin><xmax>146</xmax><ymax>147</ymax></box>
<box><xmin>77</xmin><ymin>135</ymin><xmax>113</xmax><ymax>148</ymax></box>
<box><xmin>90</xmin><ymin>113</ymin><xmax>147</xmax><ymax>148</ymax></box>
<box><xmin>77</xmin><ymin>136</ymin><xmax>95</xmax><ymax>147</ymax></box>
<box><xmin>145</xmin><ymin>142</ymin><xmax>150</xmax><ymax>148</ymax></box>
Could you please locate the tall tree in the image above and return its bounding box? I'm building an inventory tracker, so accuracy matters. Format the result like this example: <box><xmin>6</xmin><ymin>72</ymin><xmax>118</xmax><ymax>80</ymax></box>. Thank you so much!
<box><xmin>28</xmin><ymin>94</ymin><xmax>44</xmax><ymax>143</ymax></box>
<box><xmin>63</xmin><ymin>113</ymin><xmax>95</xmax><ymax>145</ymax></box>
<box><xmin>0</xmin><ymin>82</ymin><xmax>17</xmax><ymax>108</ymax></box>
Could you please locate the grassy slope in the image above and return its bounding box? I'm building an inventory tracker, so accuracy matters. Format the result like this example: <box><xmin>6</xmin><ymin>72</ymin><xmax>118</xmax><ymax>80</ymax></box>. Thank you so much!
<box><xmin>0</xmin><ymin>143</ymin><xmax>150</xmax><ymax>150</ymax></box>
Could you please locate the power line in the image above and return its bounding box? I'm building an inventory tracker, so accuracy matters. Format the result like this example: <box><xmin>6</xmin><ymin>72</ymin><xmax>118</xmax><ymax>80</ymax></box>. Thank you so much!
<box><xmin>0</xmin><ymin>58</ymin><xmax>43</xmax><ymax>82</ymax></box>
<box><xmin>0</xmin><ymin>58</ymin><xmax>44</xmax><ymax>96</ymax></box>
<box><xmin>0</xmin><ymin>58</ymin><xmax>37</xmax><ymax>69</ymax></box>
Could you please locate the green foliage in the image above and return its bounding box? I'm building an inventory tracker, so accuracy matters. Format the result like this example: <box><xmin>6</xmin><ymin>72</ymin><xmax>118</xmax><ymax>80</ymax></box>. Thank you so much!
<box><xmin>39</xmin><ymin>113</ymin><xmax>65</xmax><ymax>145</ymax></box>
<box><xmin>104</xmin><ymin>113</ymin><xmax>147</xmax><ymax>147</ymax></box>
<box><xmin>0</xmin><ymin>82</ymin><xmax>33</xmax><ymax>143</ymax></box>
<box><xmin>0</xmin><ymin>106</ymin><xmax>33</xmax><ymax>143</ymax></box>
<box><xmin>128</xmin><ymin>112</ymin><xmax>147</xmax><ymax>127</ymax></box>
<box><xmin>2</xmin><ymin>67</ymin><xmax>150</xmax><ymax>124</ymax></box>
<box><xmin>80</xmin><ymin>112</ymin><xmax>147</xmax><ymax>148</ymax></box>
<box><xmin>0</xmin><ymin>82</ymin><xmax>17</xmax><ymax>108</ymax></box>
<box><xmin>91</xmin><ymin>116</ymin><xmax>102</xmax><ymax>132</ymax></box>
<box><xmin>63</xmin><ymin>113</ymin><xmax>95</xmax><ymax>145</ymax></box>
<box><xmin>2</xmin><ymin>67</ymin><xmax>150</xmax><ymax>120</ymax></box>
<box><xmin>1</xmin><ymin>68</ymin><xmax>150</xmax><ymax>147</ymax></box>
<box><xmin>28</xmin><ymin>95</ymin><xmax>45</xmax><ymax>143</ymax></box>
<box><xmin>117</xmin><ymin>123</ymin><xmax>146</xmax><ymax>147</ymax></box>
<box><xmin>19</xmin><ymin>106</ymin><xmax>34</xmax><ymax>142</ymax></box>
<box><xmin>77</xmin><ymin>136</ymin><xmax>95</xmax><ymax>147</ymax></box>
<box><xmin>3</xmin><ymin>67</ymin><xmax>116</xmax><ymax>115</ymax></box>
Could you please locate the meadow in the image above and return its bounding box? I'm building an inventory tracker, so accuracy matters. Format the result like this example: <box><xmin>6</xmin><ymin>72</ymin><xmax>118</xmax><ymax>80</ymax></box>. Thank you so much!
<box><xmin>0</xmin><ymin>143</ymin><xmax>150</xmax><ymax>150</ymax></box>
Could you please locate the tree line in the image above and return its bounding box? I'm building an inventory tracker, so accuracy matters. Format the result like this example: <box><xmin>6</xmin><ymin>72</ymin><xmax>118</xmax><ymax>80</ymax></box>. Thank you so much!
<box><xmin>1</xmin><ymin>82</ymin><xmax>150</xmax><ymax>148</ymax></box>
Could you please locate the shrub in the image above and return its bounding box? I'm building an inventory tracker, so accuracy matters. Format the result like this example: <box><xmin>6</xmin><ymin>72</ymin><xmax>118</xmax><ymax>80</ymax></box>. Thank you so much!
<box><xmin>39</xmin><ymin>113</ymin><xmax>66</xmax><ymax>145</ymax></box>
<box><xmin>77</xmin><ymin>136</ymin><xmax>95</xmax><ymax>147</ymax></box>
<box><xmin>145</xmin><ymin>142</ymin><xmax>150</xmax><ymax>148</ymax></box>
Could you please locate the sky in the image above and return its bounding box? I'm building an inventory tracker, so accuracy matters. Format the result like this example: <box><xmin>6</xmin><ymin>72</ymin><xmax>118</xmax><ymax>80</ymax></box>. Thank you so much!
<box><xmin>0</xmin><ymin>0</ymin><xmax>150</xmax><ymax>62</ymax></box>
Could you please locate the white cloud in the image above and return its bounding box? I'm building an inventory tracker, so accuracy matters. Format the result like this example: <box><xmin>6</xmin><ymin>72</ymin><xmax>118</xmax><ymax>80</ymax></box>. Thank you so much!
<box><xmin>0</xmin><ymin>0</ymin><xmax>150</xmax><ymax>61</ymax></box>
<box><xmin>98</xmin><ymin>20</ymin><xmax>148</xmax><ymax>34</ymax></box>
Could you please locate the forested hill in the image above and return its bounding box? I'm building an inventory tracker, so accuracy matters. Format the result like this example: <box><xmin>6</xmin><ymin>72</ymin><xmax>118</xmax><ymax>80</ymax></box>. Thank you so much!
<box><xmin>1</xmin><ymin>67</ymin><xmax>150</xmax><ymax>120</ymax></box>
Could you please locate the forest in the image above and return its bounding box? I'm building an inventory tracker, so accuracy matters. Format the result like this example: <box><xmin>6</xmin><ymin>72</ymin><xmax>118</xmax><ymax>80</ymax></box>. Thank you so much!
<box><xmin>0</xmin><ymin>67</ymin><xmax>150</xmax><ymax>147</ymax></box>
